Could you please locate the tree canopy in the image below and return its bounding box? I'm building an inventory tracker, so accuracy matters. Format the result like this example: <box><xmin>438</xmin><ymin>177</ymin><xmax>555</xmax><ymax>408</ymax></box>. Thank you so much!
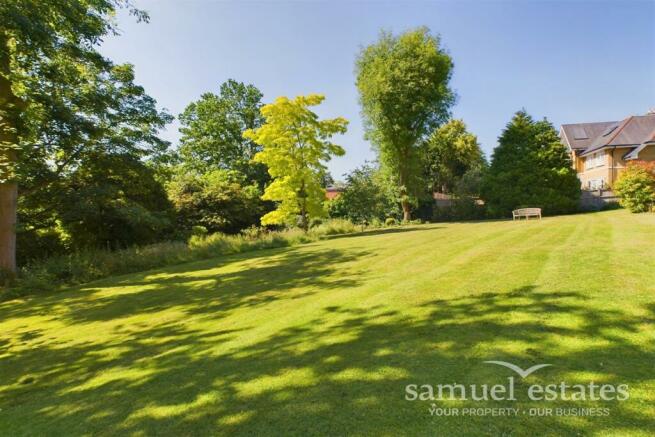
<box><xmin>328</xmin><ymin>163</ymin><xmax>399</xmax><ymax>224</ymax></box>
<box><xmin>1</xmin><ymin>1</ymin><xmax>170</xmax><ymax>272</ymax></box>
<box><xmin>167</xmin><ymin>169</ymin><xmax>265</xmax><ymax>235</ymax></box>
<box><xmin>178</xmin><ymin>79</ymin><xmax>268</xmax><ymax>187</ymax></box>
<box><xmin>355</xmin><ymin>27</ymin><xmax>455</xmax><ymax>220</ymax></box>
<box><xmin>481</xmin><ymin>110</ymin><xmax>580</xmax><ymax>216</ymax></box>
<box><xmin>423</xmin><ymin>119</ymin><xmax>485</xmax><ymax>194</ymax></box>
<box><xmin>244</xmin><ymin>94</ymin><xmax>348</xmax><ymax>230</ymax></box>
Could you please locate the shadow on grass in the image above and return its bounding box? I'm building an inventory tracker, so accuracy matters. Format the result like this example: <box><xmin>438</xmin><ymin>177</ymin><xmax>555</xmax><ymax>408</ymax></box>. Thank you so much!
<box><xmin>0</xmin><ymin>281</ymin><xmax>653</xmax><ymax>435</ymax></box>
<box><xmin>324</xmin><ymin>225</ymin><xmax>440</xmax><ymax>240</ymax></box>
<box><xmin>0</xmin><ymin>245</ymin><xmax>370</xmax><ymax>324</ymax></box>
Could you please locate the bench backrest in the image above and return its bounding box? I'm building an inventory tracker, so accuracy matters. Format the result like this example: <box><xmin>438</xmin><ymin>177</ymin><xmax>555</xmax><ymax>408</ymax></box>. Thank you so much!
<box><xmin>514</xmin><ymin>208</ymin><xmax>541</xmax><ymax>214</ymax></box>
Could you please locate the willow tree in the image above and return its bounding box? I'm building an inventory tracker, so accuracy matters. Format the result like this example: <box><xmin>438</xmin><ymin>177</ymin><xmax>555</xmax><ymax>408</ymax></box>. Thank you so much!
<box><xmin>356</xmin><ymin>27</ymin><xmax>455</xmax><ymax>221</ymax></box>
<box><xmin>244</xmin><ymin>94</ymin><xmax>347</xmax><ymax>231</ymax></box>
<box><xmin>0</xmin><ymin>1</ymin><xmax>168</xmax><ymax>274</ymax></box>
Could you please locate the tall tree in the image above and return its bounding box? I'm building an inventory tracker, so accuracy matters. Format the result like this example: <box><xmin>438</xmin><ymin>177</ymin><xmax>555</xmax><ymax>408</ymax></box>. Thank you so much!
<box><xmin>356</xmin><ymin>27</ymin><xmax>455</xmax><ymax>221</ymax></box>
<box><xmin>481</xmin><ymin>110</ymin><xmax>580</xmax><ymax>216</ymax></box>
<box><xmin>178</xmin><ymin>79</ymin><xmax>268</xmax><ymax>187</ymax></box>
<box><xmin>244</xmin><ymin>94</ymin><xmax>348</xmax><ymax>231</ymax></box>
<box><xmin>0</xmin><ymin>1</ymin><xmax>169</xmax><ymax>273</ymax></box>
<box><xmin>423</xmin><ymin>119</ymin><xmax>486</xmax><ymax>193</ymax></box>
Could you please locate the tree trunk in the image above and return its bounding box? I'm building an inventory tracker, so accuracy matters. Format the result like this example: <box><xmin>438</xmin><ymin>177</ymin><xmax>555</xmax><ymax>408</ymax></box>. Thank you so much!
<box><xmin>401</xmin><ymin>200</ymin><xmax>411</xmax><ymax>222</ymax></box>
<box><xmin>0</xmin><ymin>31</ymin><xmax>19</xmax><ymax>274</ymax></box>
<box><xmin>0</xmin><ymin>180</ymin><xmax>17</xmax><ymax>274</ymax></box>
<box><xmin>399</xmin><ymin>164</ymin><xmax>411</xmax><ymax>222</ymax></box>
<box><xmin>298</xmin><ymin>180</ymin><xmax>308</xmax><ymax>232</ymax></box>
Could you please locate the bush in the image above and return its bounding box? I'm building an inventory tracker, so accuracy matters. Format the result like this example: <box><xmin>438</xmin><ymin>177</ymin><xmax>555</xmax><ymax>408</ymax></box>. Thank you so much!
<box><xmin>0</xmin><ymin>219</ymin><xmax>362</xmax><ymax>299</ymax></box>
<box><xmin>191</xmin><ymin>225</ymin><xmax>208</xmax><ymax>237</ymax></box>
<box><xmin>385</xmin><ymin>217</ymin><xmax>397</xmax><ymax>226</ymax></box>
<box><xmin>432</xmin><ymin>198</ymin><xmax>486</xmax><ymax>222</ymax></box>
<box><xmin>167</xmin><ymin>169</ymin><xmax>267</xmax><ymax>235</ymax></box>
<box><xmin>614</xmin><ymin>162</ymin><xmax>655</xmax><ymax>213</ymax></box>
<box><xmin>309</xmin><ymin>218</ymin><xmax>358</xmax><ymax>236</ymax></box>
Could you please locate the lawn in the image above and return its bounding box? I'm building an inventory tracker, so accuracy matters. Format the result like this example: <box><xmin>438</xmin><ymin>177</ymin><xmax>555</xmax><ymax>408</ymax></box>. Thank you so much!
<box><xmin>1</xmin><ymin>210</ymin><xmax>653</xmax><ymax>436</ymax></box>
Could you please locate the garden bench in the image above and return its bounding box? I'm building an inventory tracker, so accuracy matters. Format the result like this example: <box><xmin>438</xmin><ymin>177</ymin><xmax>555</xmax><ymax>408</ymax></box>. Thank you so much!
<box><xmin>512</xmin><ymin>208</ymin><xmax>541</xmax><ymax>220</ymax></box>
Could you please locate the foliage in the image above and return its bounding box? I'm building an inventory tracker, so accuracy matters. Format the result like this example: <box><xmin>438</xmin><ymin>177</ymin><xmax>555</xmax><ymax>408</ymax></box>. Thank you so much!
<box><xmin>355</xmin><ymin>27</ymin><xmax>455</xmax><ymax>220</ymax></box>
<box><xmin>613</xmin><ymin>161</ymin><xmax>655</xmax><ymax>212</ymax></box>
<box><xmin>178</xmin><ymin>79</ymin><xmax>268</xmax><ymax>187</ymax></box>
<box><xmin>0</xmin><ymin>1</ymin><xmax>171</xmax><ymax>271</ymax></box>
<box><xmin>328</xmin><ymin>163</ymin><xmax>399</xmax><ymax>224</ymax></box>
<box><xmin>244</xmin><ymin>94</ymin><xmax>348</xmax><ymax>230</ymax></box>
<box><xmin>423</xmin><ymin>119</ymin><xmax>486</xmax><ymax>193</ymax></box>
<box><xmin>55</xmin><ymin>153</ymin><xmax>172</xmax><ymax>248</ymax></box>
<box><xmin>320</xmin><ymin>172</ymin><xmax>336</xmax><ymax>188</ymax></box>
<box><xmin>385</xmin><ymin>217</ymin><xmax>397</xmax><ymax>226</ymax></box>
<box><xmin>432</xmin><ymin>167</ymin><xmax>487</xmax><ymax>221</ymax></box>
<box><xmin>3</xmin><ymin>217</ymin><xmax>364</xmax><ymax>298</ymax></box>
<box><xmin>481</xmin><ymin>110</ymin><xmax>580</xmax><ymax>216</ymax></box>
<box><xmin>308</xmin><ymin>218</ymin><xmax>358</xmax><ymax>236</ymax></box>
<box><xmin>17</xmin><ymin>152</ymin><xmax>174</xmax><ymax>265</ymax></box>
<box><xmin>167</xmin><ymin>169</ymin><xmax>266</xmax><ymax>235</ymax></box>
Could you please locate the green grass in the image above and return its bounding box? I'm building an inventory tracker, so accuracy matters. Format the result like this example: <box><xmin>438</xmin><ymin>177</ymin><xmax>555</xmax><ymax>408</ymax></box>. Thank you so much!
<box><xmin>1</xmin><ymin>210</ymin><xmax>653</xmax><ymax>436</ymax></box>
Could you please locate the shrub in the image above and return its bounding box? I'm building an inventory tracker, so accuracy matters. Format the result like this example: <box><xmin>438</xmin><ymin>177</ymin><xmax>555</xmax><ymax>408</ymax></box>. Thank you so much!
<box><xmin>614</xmin><ymin>162</ymin><xmax>655</xmax><ymax>213</ymax></box>
<box><xmin>167</xmin><ymin>169</ymin><xmax>267</xmax><ymax>235</ymax></box>
<box><xmin>385</xmin><ymin>217</ymin><xmax>397</xmax><ymax>226</ymax></box>
<box><xmin>191</xmin><ymin>225</ymin><xmax>208</xmax><ymax>237</ymax></box>
<box><xmin>0</xmin><ymin>219</ymin><xmax>362</xmax><ymax>299</ymax></box>
<box><xmin>310</xmin><ymin>219</ymin><xmax>358</xmax><ymax>236</ymax></box>
<box><xmin>432</xmin><ymin>198</ymin><xmax>486</xmax><ymax>222</ymax></box>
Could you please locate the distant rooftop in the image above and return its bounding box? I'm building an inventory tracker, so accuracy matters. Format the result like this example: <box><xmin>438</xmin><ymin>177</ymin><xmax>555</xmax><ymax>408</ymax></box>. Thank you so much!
<box><xmin>561</xmin><ymin>114</ymin><xmax>655</xmax><ymax>156</ymax></box>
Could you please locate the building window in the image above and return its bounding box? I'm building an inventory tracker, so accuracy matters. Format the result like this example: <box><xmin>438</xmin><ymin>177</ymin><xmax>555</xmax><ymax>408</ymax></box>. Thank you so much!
<box><xmin>587</xmin><ymin>178</ymin><xmax>605</xmax><ymax>190</ymax></box>
<box><xmin>584</xmin><ymin>152</ymin><xmax>604</xmax><ymax>170</ymax></box>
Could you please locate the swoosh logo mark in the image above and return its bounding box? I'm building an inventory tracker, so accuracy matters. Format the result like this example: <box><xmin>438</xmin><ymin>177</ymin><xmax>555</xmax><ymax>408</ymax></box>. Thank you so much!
<box><xmin>484</xmin><ymin>361</ymin><xmax>552</xmax><ymax>378</ymax></box>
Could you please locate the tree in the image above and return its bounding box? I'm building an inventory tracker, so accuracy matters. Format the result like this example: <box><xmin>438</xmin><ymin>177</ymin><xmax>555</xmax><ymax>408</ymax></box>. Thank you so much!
<box><xmin>52</xmin><ymin>153</ymin><xmax>173</xmax><ymax>250</ymax></box>
<box><xmin>244</xmin><ymin>94</ymin><xmax>348</xmax><ymax>231</ymax></box>
<box><xmin>481</xmin><ymin>110</ymin><xmax>580</xmax><ymax>216</ymax></box>
<box><xmin>328</xmin><ymin>163</ymin><xmax>398</xmax><ymax>224</ymax></box>
<box><xmin>320</xmin><ymin>171</ymin><xmax>336</xmax><ymax>188</ymax></box>
<box><xmin>167</xmin><ymin>169</ymin><xmax>265</xmax><ymax>234</ymax></box>
<box><xmin>423</xmin><ymin>119</ymin><xmax>485</xmax><ymax>193</ymax></box>
<box><xmin>178</xmin><ymin>80</ymin><xmax>268</xmax><ymax>187</ymax></box>
<box><xmin>613</xmin><ymin>161</ymin><xmax>655</xmax><ymax>212</ymax></box>
<box><xmin>356</xmin><ymin>27</ymin><xmax>455</xmax><ymax>221</ymax></box>
<box><xmin>1</xmin><ymin>1</ymin><xmax>168</xmax><ymax>274</ymax></box>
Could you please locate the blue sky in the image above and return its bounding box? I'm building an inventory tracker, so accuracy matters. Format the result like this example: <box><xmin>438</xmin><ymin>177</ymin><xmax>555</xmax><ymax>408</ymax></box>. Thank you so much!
<box><xmin>101</xmin><ymin>0</ymin><xmax>655</xmax><ymax>179</ymax></box>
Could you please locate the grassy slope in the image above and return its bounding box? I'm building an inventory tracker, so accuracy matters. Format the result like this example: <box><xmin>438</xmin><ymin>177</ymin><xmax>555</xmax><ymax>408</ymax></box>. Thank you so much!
<box><xmin>0</xmin><ymin>210</ymin><xmax>653</xmax><ymax>436</ymax></box>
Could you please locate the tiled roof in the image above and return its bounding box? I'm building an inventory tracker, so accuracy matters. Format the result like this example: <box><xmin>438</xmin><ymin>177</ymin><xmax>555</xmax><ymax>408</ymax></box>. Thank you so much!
<box><xmin>560</xmin><ymin>121</ymin><xmax>618</xmax><ymax>150</ymax></box>
<box><xmin>561</xmin><ymin>114</ymin><xmax>655</xmax><ymax>156</ymax></box>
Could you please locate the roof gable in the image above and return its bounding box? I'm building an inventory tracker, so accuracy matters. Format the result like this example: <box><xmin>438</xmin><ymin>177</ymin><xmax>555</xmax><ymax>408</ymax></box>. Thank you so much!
<box><xmin>562</xmin><ymin>114</ymin><xmax>655</xmax><ymax>156</ymax></box>
<box><xmin>561</xmin><ymin>121</ymin><xmax>617</xmax><ymax>150</ymax></box>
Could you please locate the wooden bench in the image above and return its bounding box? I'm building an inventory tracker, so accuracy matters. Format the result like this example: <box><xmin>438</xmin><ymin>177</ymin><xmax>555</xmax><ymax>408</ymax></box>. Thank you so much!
<box><xmin>512</xmin><ymin>208</ymin><xmax>541</xmax><ymax>220</ymax></box>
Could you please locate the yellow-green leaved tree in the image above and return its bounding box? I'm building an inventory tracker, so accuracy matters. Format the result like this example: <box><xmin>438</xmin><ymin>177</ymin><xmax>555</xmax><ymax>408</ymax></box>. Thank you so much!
<box><xmin>244</xmin><ymin>94</ymin><xmax>348</xmax><ymax>230</ymax></box>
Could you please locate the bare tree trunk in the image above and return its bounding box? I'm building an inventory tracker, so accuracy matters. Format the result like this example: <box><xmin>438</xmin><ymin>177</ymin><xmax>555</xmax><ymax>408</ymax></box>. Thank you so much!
<box><xmin>399</xmin><ymin>163</ymin><xmax>411</xmax><ymax>222</ymax></box>
<box><xmin>401</xmin><ymin>200</ymin><xmax>411</xmax><ymax>222</ymax></box>
<box><xmin>298</xmin><ymin>179</ymin><xmax>308</xmax><ymax>232</ymax></box>
<box><xmin>0</xmin><ymin>178</ymin><xmax>17</xmax><ymax>274</ymax></box>
<box><xmin>0</xmin><ymin>31</ymin><xmax>19</xmax><ymax>274</ymax></box>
